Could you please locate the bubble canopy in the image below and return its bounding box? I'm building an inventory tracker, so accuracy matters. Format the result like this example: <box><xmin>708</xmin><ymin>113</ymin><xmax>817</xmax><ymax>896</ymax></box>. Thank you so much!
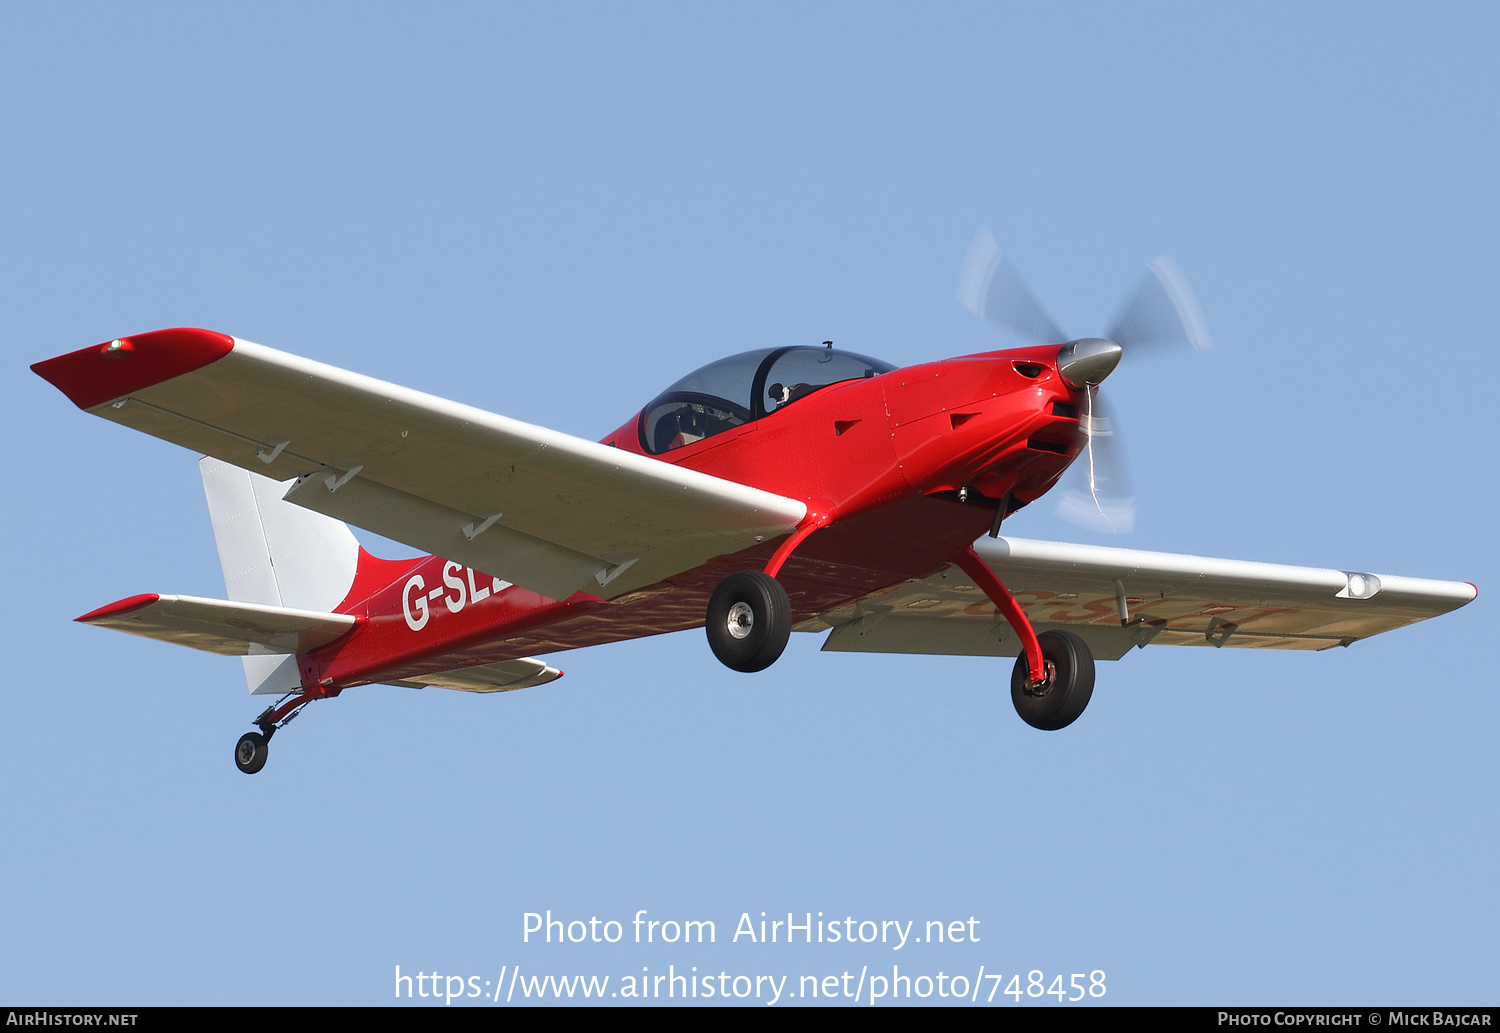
<box><xmin>638</xmin><ymin>345</ymin><xmax>899</xmax><ymax>455</ymax></box>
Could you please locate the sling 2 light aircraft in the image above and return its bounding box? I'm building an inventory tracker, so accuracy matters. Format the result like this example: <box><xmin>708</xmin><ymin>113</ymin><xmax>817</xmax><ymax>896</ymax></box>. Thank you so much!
<box><xmin>32</xmin><ymin>241</ymin><xmax>1476</xmax><ymax>773</ymax></box>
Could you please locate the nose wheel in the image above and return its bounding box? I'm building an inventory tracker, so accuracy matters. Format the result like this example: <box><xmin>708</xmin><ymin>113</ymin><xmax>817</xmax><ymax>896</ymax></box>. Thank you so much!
<box><xmin>1010</xmin><ymin>630</ymin><xmax>1095</xmax><ymax>730</ymax></box>
<box><xmin>706</xmin><ymin>570</ymin><xmax>792</xmax><ymax>672</ymax></box>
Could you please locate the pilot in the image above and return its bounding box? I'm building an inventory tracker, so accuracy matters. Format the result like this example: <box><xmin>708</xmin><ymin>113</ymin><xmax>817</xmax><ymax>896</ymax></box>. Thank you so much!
<box><xmin>767</xmin><ymin>382</ymin><xmax>816</xmax><ymax>410</ymax></box>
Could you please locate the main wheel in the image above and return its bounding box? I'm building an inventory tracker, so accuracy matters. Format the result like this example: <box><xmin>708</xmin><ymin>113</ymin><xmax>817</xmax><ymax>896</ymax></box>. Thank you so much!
<box><xmin>705</xmin><ymin>570</ymin><xmax>792</xmax><ymax>673</ymax></box>
<box><xmin>1010</xmin><ymin>630</ymin><xmax>1095</xmax><ymax>730</ymax></box>
<box><xmin>234</xmin><ymin>731</ymin><xmax>269</xmax><ymax>774</ymax></box>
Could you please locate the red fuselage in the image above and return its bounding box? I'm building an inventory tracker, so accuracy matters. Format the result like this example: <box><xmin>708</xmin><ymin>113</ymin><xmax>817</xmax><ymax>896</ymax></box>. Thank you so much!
<box><xmin>304</xmin><ymin>344</ymin><xmax>1087</xmax><ymax>690</ymax></box>
<box><xmin>602</xmin><ymin>344</ymin><xmax>1084</xmax><ymax>515</ymax></box>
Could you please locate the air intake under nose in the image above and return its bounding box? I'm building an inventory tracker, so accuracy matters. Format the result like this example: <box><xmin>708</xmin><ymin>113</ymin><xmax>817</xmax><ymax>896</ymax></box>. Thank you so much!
<box><xmin>1056</xmin><ymin>338</ymin><xmax>1123</xmax><ymax>388</ymax></box>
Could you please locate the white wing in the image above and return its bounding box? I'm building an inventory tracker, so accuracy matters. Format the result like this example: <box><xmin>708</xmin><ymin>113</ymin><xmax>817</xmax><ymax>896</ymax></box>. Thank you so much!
<box><xmin>35</xmin><ymin>329</ymin><xmax>806</xmax><ymax>600</ymax></box>
<box><xmin>810</xmin><ymin>536</ymin><xmax>1475</xmax><ymax>658</ymax></box>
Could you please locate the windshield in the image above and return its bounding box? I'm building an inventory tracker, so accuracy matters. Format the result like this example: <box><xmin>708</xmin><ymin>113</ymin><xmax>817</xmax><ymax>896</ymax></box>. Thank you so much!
<box><xmin>639</xmin><ymin>346</ymin><xmax>896</xmax><ymax>454</ymax></box>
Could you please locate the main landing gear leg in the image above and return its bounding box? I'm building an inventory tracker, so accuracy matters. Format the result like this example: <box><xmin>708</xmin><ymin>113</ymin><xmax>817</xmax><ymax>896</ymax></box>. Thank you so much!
<box><xmin>705</xmin><ymin>516</ymin><xmax>826</xmax><ymax>674</ymax></box>
<box><xmin>953</xmin><ymin>546</ymin><xmax>1095</xmax><ymax>730</ymax></box>
<box><xmin>233</xmin><ymin>685</ymin><xmax>341</xmax><ymax>774</ymax></box>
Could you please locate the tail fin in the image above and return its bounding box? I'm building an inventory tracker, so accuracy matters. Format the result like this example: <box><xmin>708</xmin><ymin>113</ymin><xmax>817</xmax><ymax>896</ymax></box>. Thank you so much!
<box><xmin>200</xmin><ymin>457</ymin><xmax>361</xmax><ymax>693</ymax></box>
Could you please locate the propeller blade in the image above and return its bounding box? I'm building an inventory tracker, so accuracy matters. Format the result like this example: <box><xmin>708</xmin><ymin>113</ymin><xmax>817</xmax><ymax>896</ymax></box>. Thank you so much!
<box><xmin>955</xmin><ymin>237</ymin><xmax>1208</xmax><ymax>534</ymax></box>
<box><xmin>956</xmin><ymin>228</ymin><xmax>1068</xmax><ymax>346</ymax></box>
<box><xmin>1055</xmin><ymin>388</ymin><xmax>1135</xmax><ymax>534</ymax></box>
<box><xmin>1105</xmin><ymin>255</ymin><xmax>1213</xmax><ymax>354</ymax></box>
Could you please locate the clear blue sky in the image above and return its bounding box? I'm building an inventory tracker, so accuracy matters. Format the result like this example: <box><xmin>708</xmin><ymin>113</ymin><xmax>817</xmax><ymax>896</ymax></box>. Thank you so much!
<box><xmin>3</xmin><ymin>1</ymin><xmax>1494</xmax><ymax>1006</ymax></box>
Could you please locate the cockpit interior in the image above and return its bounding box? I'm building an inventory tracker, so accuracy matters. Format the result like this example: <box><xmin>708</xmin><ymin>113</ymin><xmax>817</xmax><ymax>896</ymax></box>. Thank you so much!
<box><xmin>638</xmin><ymin>345</ymin><xmax>897</xmax><ymax>454</ymax></box>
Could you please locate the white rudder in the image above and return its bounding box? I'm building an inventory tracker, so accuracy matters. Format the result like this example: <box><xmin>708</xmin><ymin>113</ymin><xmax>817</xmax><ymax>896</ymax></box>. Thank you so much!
<box><xmin>199</xmin><ymin>457</ymin><xmax>360</xmax><ymax>694</ymax></box>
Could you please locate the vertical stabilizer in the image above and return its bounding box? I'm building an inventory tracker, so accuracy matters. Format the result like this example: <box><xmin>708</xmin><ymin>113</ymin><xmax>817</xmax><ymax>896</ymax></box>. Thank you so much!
<box><xmin>200</xmin><ymin>457</ymin><xmax>360</xmax><ymax>694</ymax></box>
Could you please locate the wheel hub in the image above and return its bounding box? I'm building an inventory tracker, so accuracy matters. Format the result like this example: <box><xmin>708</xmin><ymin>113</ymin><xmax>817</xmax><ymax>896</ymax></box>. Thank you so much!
<box><xmin>726</xmin><ymin>601</ymin><xmax>754</xmax><ymax>639</ymax></box>
<box><xmin>1024</xmin><ymin>659</ymin><xmax>1058</xmax><ymax>696</ymax></box>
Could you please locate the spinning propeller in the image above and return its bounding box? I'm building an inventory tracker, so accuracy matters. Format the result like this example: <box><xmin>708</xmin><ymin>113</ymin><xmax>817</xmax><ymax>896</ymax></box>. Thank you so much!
<box><xmin>956</xmin><ymin>228</ymin><xmax>1212</xmax><ymax>533</ymax></box>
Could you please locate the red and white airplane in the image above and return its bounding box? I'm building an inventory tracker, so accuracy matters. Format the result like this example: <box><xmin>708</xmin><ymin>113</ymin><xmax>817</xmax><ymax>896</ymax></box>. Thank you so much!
<box><xmin>32</xmin><ymin>248</ymin><xmax>1476</xmax><ymax>773</ymax></box>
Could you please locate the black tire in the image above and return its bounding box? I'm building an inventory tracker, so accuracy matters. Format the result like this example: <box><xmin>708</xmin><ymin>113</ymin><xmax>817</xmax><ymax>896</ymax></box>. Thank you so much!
<box><xmin>1010</xmin><ymin>630</ymin><xmax>1095</xmax><ymax>731</ymax></box>
<box><xmin>234</xmin><ymin>731</ymin><xmax>269</xmax><ymax>774</ymax></box>
<box><xmin>705</xmin><ymin>570</ymin><xmax>792</xmax><ymax>673</ymax></box>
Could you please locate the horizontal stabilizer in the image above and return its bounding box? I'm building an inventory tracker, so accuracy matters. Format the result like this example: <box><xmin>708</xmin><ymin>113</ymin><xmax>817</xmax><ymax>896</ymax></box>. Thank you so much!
<box><xmin>382</xmin><ymin>657</ymin><xmax>563</xmax><ymax>693</ymax></box>
<box><xmin>76</xmin><ymin>594</ymin><xmax>356</xmax><ymax>656</ymax></box>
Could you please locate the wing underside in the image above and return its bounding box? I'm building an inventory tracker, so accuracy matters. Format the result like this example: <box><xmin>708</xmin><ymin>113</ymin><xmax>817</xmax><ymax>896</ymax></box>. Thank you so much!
<box><xmin>805</xmin><ymin>536</ymin><xmax>1476</xmax><ymax>659</ymax></box>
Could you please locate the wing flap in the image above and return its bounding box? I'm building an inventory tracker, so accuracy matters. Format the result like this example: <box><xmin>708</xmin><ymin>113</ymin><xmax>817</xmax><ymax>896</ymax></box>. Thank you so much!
<box><xmin>812</xmin><ymin>536</ymin><xmax>1475</xmax><ymax>657</ymax></box>
<box><xmin>823</xmin><ymin>614</ymin><xmax>1153</xmax><ymax>660</ymax></box>
<box><xmin>280</xmin><ymin>471</ymin><xmax>607</xmax><ymax>601</ymax></box>
<box><xmin>76</xmin><ymin>594</ymin><xmax>357</xmax><ymax>656</ymax></box>
<box><xmin>38</xmin><ymin>330</ymin><xmax>807</xmax><ymax>600</ymax></box>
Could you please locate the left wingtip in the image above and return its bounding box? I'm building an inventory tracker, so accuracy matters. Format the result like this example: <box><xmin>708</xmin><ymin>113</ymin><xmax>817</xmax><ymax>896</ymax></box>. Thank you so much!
<box><xmin>33</xmin><ymin>328</ymin><xmax>235</xmax><ymax>410</ymax></box>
